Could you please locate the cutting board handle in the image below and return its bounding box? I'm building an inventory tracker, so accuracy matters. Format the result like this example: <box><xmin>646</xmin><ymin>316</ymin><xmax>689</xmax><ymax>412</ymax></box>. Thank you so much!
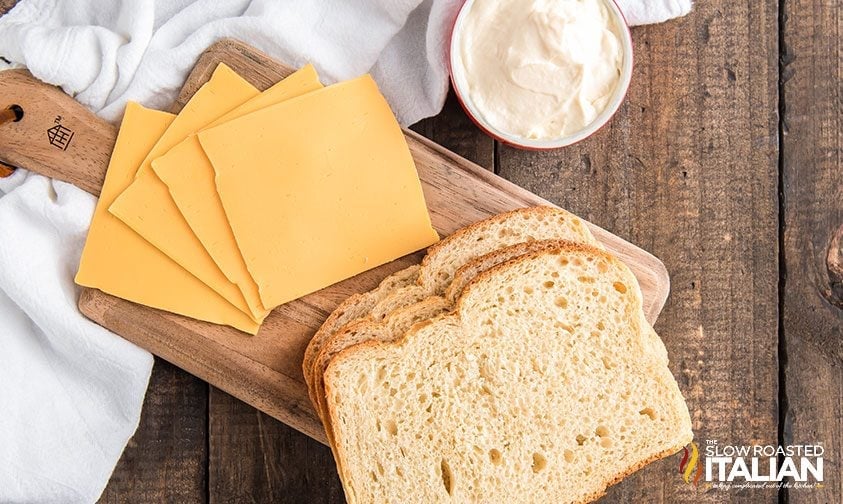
<box><xmin>0</xmin><ymin>70</ymin><xmax>116</xmax><ymax>195</ymax></box>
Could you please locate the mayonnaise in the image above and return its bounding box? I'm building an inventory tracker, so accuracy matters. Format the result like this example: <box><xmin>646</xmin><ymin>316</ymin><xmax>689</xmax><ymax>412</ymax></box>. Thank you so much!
<box><xmin>453</xmin><ymin>0</ymin><xmax>625</xmax><ymax>140</ymax></box>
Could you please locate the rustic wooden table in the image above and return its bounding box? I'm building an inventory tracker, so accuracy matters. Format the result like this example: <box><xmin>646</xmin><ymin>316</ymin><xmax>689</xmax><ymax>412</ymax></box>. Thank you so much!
<box><xmin>2</xmin><ymin>0</ymin><xmax>841</xmax><ymax>502</ymax></box>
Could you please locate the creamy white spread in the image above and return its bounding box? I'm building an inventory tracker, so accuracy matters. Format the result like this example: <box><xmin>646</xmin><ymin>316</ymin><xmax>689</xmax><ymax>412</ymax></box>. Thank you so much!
<box><xmin>454</xmin><ymin>0</ymin><xmax>624</xmax><ymax>140</ymax></box>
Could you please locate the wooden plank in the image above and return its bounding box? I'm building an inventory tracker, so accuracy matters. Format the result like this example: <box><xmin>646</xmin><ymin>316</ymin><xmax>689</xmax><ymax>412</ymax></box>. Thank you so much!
<box><xmin>0</xmin><ymin>0</ymin><xmax>15</xmax><ymax>16</ymax></box>
<box><xmin>410</xmin><ymin>89</ymin><xmax>495</xmax><ymax>171</ymax></box>
<box><xmin>208</xmin><ymin>391</ymin><xmax>343</xmax><ymax>503</ymax></box>
<box><xmin>98</xmin><ymin>361</ymin><xmax>208</xmax><ymax>504</ymax></box>
<box><xmin>781</xmin><ymin>0</ymin><xmax>843</xmax><ymax>501</ymax></box>
<box><xmin>63</xmin><ymin>39</ymin><xmax>672</xmax><ymax>446</ymax></box>
<box><xmin>497</xmin><ymin>1</ymin><xmax>781</xmax><ymax>501</ymax></box>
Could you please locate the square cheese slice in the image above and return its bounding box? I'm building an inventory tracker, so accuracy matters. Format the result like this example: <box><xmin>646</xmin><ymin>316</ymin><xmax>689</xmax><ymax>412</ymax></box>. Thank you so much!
<box><xmin>198</xmin><ymin>75</ymin><xmax>439</xmax><ymax>309</ymax></box>
<box><xmin>151</xmin><ymin>65</ymin><xmax>324</xmax><ymax>321</ymax></box>
<box><xmin>109</xmin><ymin>63</ymin><xmax>263</xmax><ymax>321</ymax></box>
<box><xmin>75</xmin><ymin>102</ymin><xmax>259</xmax><ymax>334</ymax></box>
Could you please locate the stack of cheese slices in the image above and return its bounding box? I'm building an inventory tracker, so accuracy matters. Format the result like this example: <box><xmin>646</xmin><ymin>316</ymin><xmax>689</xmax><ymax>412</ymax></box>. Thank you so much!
<box><xmin>304</xmin><ymin>207</ymin><xmax>693</xmax><ymax>503</ymax></box>
<box><xmin>76</xmin><ymin>63</ymin><xmax>438</xmax><ymax>334</ymax></box>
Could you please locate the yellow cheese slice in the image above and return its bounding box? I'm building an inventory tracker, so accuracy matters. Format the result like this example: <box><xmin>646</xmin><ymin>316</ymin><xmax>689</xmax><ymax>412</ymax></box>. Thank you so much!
<box><xmin>151</xmin><ymin>65</ymin><xmax>324</xmax><ymax>320</ymax></box>
<box><xmin>198</xmin><ymin>75</ymin><xmax>440</xmax><ymax>309</ymax></box>
<box><xmin>75</xmin><ymin>102</ymin><xmax>259</xmax><ymax>334</ymax></box>
<box><xmin>109</xmin><ymin>63</ymin><xmax>264</xmax><ymax>321</ymax></box>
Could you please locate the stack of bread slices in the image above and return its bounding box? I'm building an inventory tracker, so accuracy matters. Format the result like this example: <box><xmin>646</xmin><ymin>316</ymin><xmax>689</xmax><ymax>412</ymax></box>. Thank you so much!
<box><xmin>303</xmin><ymin>206</ymin><xmax>692</xmax><ymax>503</ymax></box>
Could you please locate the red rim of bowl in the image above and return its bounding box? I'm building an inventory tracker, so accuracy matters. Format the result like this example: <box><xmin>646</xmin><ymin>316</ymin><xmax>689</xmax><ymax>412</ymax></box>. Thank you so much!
<box><xmin>448</xmin><ymin>0</ymin><xmax>634</xmax><ymax>151</ymax></box>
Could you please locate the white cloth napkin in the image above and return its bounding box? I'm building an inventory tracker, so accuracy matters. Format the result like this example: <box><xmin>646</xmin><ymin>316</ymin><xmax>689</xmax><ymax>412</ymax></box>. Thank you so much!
<box><xmin>0</xmin><ymin>170</ymin><xmax>153</xmax><ymax>503</ymax></box>
<box><xmin>0</xmin><ymin>0</ymin><xmax>691</xmax><ymax>502</ymax></box>
<box><xmin>617</xmin><ymin>0</ymin><xmax>693</xmax><ymax>25</ymax></box>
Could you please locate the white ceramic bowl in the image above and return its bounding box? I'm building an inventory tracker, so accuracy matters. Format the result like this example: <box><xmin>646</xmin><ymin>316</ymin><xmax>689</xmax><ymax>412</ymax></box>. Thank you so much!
<box><xmin>449</xmin><ymin>0</ymin><xmax>634</xmax><ymax>150</ymax></box>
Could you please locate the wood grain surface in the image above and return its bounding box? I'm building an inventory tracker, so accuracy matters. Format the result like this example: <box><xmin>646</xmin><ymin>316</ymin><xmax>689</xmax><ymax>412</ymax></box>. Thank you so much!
<box><xmin>99</xmin><ymin>362</ymin><xmax>208</xmax><ymax>504</ymax></box>
<box><xmin>1</xmin><ymin>0</ymin><xmax>840</xmax><ymax>501</ymax></box>
<box><xmin>780</xmin><ymin>1</ymin><xmax>843</xmax><ymax>503</ymax></box>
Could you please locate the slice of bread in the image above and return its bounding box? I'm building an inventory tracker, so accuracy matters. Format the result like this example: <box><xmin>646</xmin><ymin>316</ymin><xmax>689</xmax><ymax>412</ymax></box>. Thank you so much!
<box><xmin>325</xmin><ymin>244</ymin><xmax>692</xmax><ymax>503</ymax></box>
<box><xmin>312</xmin><ymin>239</ymin><xmax>587</xmax><ymax>425</ymax></box>
<box><xmin>303</xmin><ymin>265</ymin><xmax>419</xmax><ymax>404</ymax></box>
<box><xmin>304</xmin><ymin>206</ymin><xmax>599</xmax><ymax>394</ymax></box>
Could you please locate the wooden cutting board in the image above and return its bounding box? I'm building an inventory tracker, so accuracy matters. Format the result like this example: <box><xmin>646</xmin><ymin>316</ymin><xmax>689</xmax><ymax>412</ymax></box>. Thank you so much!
<box><xmin>0</xmin><ymin>39</ymin><xmax>669</xmax><ymax>444</ymax></box>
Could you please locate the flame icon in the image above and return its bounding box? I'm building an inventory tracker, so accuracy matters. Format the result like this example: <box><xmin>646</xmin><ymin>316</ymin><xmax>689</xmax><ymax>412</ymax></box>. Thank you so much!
<box><xmin>678</xmin><ymin>441</ymin><xmax>703</xmax><ymax>486</ymax></box>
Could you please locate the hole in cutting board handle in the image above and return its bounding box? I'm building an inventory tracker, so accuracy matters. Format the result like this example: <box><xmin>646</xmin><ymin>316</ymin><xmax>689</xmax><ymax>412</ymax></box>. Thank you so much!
<box><xmin>8</xmin><ymin>104</ymin><xmax>23</xmax><ymax>121</ymax></box>
<box><xmin>0</xmin><ymin>104</ymin><xmax>24</xmax><ymax>125</ymax></box>
<box><xmin>0</xmin><ymin>105</ymin><xmax>23</xmax><ymax>177</ymax></box>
